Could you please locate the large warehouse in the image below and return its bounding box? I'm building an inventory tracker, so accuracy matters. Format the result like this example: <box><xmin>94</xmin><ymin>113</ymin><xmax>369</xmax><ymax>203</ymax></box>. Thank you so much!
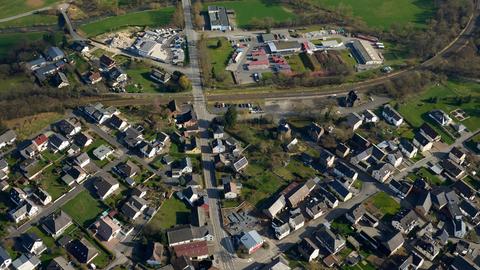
<box><xmin>208</xmin><ymin>6</ymin><xmax>231</xmax><ymax>31</ymax></box>
<box><xmin>349</xmin><ymin>39</ymin><xmax>383</xmax><ymax>65</ymax></box>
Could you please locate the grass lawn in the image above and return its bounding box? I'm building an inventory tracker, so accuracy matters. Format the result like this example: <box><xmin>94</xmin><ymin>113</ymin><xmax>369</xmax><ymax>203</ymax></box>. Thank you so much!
<box><xmin>207</xmin><ymin>37</ymin><xmax>234</xmax><ymax>85</ymax></box>
<box><xmin>0</xmin><ymin>74</ymin><xmax>34</xmax><ymax>93</ymax></box>
<box><xmin>149</xmin><ymin>197</ymin><xmax>190</xmax><ymax>230</ymax></box>
<box><xmin>0</xmin><ymin>14</ymin><xmax>57</xmax><ymax>28</ymax></box>
<box><xmin>273</xmin><ymin>159</ymin><xmax>316</xmax><ymax>181</ymax></box>
<box><xmin>408</xmin><ymin>167</ymin><xmax>444</xmax><ymax>186</ymax></box>
<box><xmin>0</xmin><ymin>0</ymin><xmax>60</xmax><ymax>19</ymax></box>
<box><xmin>79</xmin><ymin>8</ymin><xmax>175</xmax><ymax>37</ymax></box>
<box><xmin>4</xmin><ymin>112</ymin><xmax>63</xmax><ymax>140</ymax></box>
<box><xmin>39</xmin><ymin>165</ymin><xmax>69</xmax><ymax>201</ymax></box>
<box><xmin>396</xmin><ymin>80</ymin><xmax>480</xmax><ymax>144</ymax></box>
<box><xmin>206</xmin><ymin>0</ymin><xmax>296</xmax><ymax>28</ymax></box>
<box><xmin>286</xmin><ymin>54</ymin><xmax>307</xmax><ymax>73</ymax></box>
<box><xmin>0</xmin><ymin>32</ymin><xmax>46</xmax><ymax>58</ymax></box>
<box><xmin>365</xmin><ymin>192</ymin><xmax>400</xmax><ymax>217</ymax></box>
<box><xmin>125</xmin><ymin>67</ymin><xmax>162</xmax><ymax>93</ymax></box>
<box><xmin>62</xmin><ymin>190</ymin><xmax>107</xmax><ymax>227</ymax></box>
<box><xmin>27</xmin><ymin>226</ymin><xmax>56</xmax><ymax>249</ymax></box>
<box><xmin>242</xmin><ymin>167</ymin><xmax>288</xmax><ymax>208</ymax></box>
<box><xmin>313</xmin><ymin>0</ymin><xmax>434</xmax><ymax>29</ymax></box>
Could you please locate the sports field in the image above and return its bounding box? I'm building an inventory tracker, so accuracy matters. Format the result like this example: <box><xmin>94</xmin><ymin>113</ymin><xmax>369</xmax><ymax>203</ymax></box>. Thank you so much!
<box><xmin>0</xmin><ymin>0</ymin><xmax>60</xmax><ymax>19</ymax></box>
<box><xmin>208</xmin><ymin>0</ymin><xmax>296</xmax><ymax>28</ymax></box>
<box><xmin>79</xmin><ymin>8</ymin><xmax>175</xmax><ymax>37</ymax></box>
<box><xmin>314</xmin><ymin>0</ymin><xmax>434</xmax><ymax>28</ymax></box>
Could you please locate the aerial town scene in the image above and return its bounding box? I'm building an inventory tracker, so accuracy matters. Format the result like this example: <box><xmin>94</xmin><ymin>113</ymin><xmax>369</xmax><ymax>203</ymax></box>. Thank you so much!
<box><xmin>0</xmin><ymin>0</ymin><xmax>479</xmax><ymax>269</ymax></box>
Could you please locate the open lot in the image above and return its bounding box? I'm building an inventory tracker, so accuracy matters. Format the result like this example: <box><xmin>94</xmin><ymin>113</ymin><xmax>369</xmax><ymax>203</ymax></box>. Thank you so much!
<box><xmin>62</xmin><ymin>190</ymin><xmax>107</xmax><ymax>227</ymax></box>
<box><xmin>149</xmin><ymin>197</ymin><xmax>190</xmax><ymax>230</ymax></box>
<box><xmin>364</xmin><ymin>192</ymin><xmax>400</xmax><ymax>219</ymax></box>
<box><xmin>79</xmin><ymin>8</ymin><xmax>175</xmax><ymax>37</ymax></box>
<box><xmin>0</xmin><ymin>0</ymin><xmax>60</xmax><ymax>19</ymax></box>
<box><xmin>206</xmin><ymin>0</ymin><xmax>296</xmax><ymax>28</ymax></box>
<box><xmin>206</xmin><ymin>37</ymin><xmax>234</xmax><ymax>85</ymax></box>
<box><xmin>4</xmin><ymin>112</ymin><xmax>63</xmax><ymax>140</ymax></box>
<box><xmin>313</xmin><ymin>0</ymin><xmax>434</xmax><ymax>28</ymax></box>
<box><xmin>396</xmin><ymin>80</ymin><xmax>480</xmax><ymax>144</ymax></box>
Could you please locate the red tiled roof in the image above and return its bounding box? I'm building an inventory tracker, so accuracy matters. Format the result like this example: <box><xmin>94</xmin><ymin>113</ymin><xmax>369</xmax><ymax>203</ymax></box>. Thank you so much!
<box><xmin>33</xmin><ymin>134</ymin><xmax>48</xmax><ymax>146</ymax></box>
<box><xmin>173</xmin><ymin>240</ymin><xmax>209</xmax><ymax>258</ymax></box>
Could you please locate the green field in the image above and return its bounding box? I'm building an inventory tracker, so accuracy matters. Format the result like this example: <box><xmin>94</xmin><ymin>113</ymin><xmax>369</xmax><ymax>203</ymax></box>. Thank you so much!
<box><xmin>0</xmin><ymin>0</ymin><xmax>60</xmax><ymax>19</ymax></box>
<box><xmin>408</xmin><ymin>167</ymin><xmax>444</xmax><ymax>186</ymax></box>
<box><xmin>207</xmin><ymin>0</ymin><xmax>296</xmax><ymax>28</ymax></box>
<box><xmin>79</xmin><ymin>8</ymin><xmax>175</xmax><ymax>37</ymax></box>
<box><xmin>0</xmin><ymin>14</ymin><xmax>57</xmax><ymax>28</ymax></box>
<box><xmin>366</xmin><ymin>192</ymin><xmax>400</xmax><ymax>216</ymax></box>
<box><xmin>314</xmin><ymin>0</ymin><xmax>434</xmax><ymax>28</ymax></box>
<box><xmin>207</xmin><ymin>37</ymin><xmax>234</xmax><ymax>85</ymax></box>
<box><xmin>125</xmin><ymin>67</ymin><xmax>162</xmax><ymax>93</ymax></box>
<box><xmin>149</xmin><ymin>197</ymin><xmax>190</xmax><ymax>230</ymax></box>
<box><xmin>396</xmin><ymin>80</ymin><xmax>480</xmax><ymax>144</ymax></box>
<box><xmin>0</xmin><ymin>31</ymin><xmax>45</xmax><ymax>58</ymax></box>
<box><xmin>62</xmin><ymin>190</ymin><xmax>107</xmax><ymax>227</ymax></box>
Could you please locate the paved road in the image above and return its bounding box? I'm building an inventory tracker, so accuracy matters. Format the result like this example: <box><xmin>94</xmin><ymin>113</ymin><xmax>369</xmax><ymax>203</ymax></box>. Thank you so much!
<box><xmin>58</xmin><ymin>3</ymin><xmax>85</xmax><ymax>41</ymax></box>
<box><xmin>0</xmin><ymin>6</ymin><xmax>53</xmax><ymax>23</ymax></box>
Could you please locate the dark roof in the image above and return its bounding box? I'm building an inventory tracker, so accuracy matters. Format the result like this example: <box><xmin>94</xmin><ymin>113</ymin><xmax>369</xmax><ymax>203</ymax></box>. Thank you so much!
<box><xmin>329</xmin><ymin>180</ymin><xmax>351</xmax><ymax>198</ymax></box>
<box><xmin>66</xmin><ymin>238</ymin><xmax>98</xmax><ymax>264</ymax></box>
<box><xmin>46</xmin><ymin>256</ymin><xmax>75</xmax><ymax>270</ymax></box>
<box><xmin>453</xmin><ymin>180</ymin><xmax>474</xmax><ymax>199</ymax></box>
<box><xmin>414</xmin><ymin>132</ymin><xmax>431</xmax><ymax>146</ymax></box>
<box><xmin>43</xmin><ymin>211</ymin><xmax>72</xmax><ymax>236</ymax></box>
<box><xmin>167</xmin><ymin>225</ymin><xmax>210</xmax><ymax>245</ymax></box>
<box><xmin>442</xmin><ymin>159</ymin><xmax>465</xmax><ymax>178</ymax></box>
<box><xmin>115</xmin><ymin>160</ymin><xmax>140</xmax><ymax>178</ymax></box>
<box><xmin>383</xmin><ymin>104</ymin><xmax>403</xmax><ymax>122</ymax></box>
<box><xmin>350</xmin><ymin>133</ymin><xmax>371</xmax><ymax>151</ymax></box>
<box><xmin>419</xmin><ymin>123</ymin><xmax>439</xmax><ymax>141</ymax></box>
<box><xmin>450</xmin><ymin>147</ymin><xmax>466</xmax><ymax>159</ymax></box>
<box><xmin>73</xmin><ymin>132</ymin><xmax>91</xmax><ymax>147</ymax></box>
<box><xmin>400</xmin><ymin>138</ymin><xmax>416</xmax><ymax>152</ymax></box>
<box><xmin>335</xmin><ymin>162</ymin><xmax>357</xmax><ymax>179</ymax></box>
<box><xmin>21</xmin><ymin>232</ymin><xmax>42</xmax><ymax>251</ymax></box>
<box><xmin>99</xmin><ymin>55</ymin><xmax>115</xmax><ymax>67</ymax></box>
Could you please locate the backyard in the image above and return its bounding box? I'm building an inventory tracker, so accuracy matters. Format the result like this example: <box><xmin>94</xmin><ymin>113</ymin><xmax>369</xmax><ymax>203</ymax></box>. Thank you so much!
<box><xmin>61</xmin><ymin>190</ymin><xmax>107</xmax><ymax>227</ymax></box>
<box><xmin>79</xmin><ymin>8</ymin><xmax>175</xmax><ymax>37</ymax></box>
<box><xmin>205</xmin><ymin>0</ymin><xmax>296</xmax><ymax>28</ymax></box>
<box><xmin>313</xmin><ymin>0</ymin><xmax>434</xmax><ymax>28</ymax></box>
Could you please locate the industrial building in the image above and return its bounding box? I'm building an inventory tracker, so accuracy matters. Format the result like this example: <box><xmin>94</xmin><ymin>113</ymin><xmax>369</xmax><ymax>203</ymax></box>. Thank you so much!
<box><xmin>208</xmin><ymin>6</ymin><xmax>231</xmax><ymax>31</ymax></box>
<box><xmin>267</xmin><ymin>41</ymin><xmax>301</xmax><ymax>55</ymax></box>
<box><xmin>348</xmin><ymin>39</ymin><xmax>383</xmax><ymax>65</ymax></box>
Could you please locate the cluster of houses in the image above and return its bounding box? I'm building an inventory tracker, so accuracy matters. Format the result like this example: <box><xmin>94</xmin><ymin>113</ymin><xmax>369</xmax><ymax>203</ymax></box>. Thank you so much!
<box><xmin>25</xmin><ymin>46</ymin><xmax>70</xmax><ymax>87</ymax></box>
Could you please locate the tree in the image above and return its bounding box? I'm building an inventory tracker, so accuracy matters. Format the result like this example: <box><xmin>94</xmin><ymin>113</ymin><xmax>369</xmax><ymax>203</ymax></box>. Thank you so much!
<box><xmin>216</xmin><ymin>39</ymin><xmax>222</xmax><ymax>48</ymax></box>
<box><xmin>224</xmin><ymin>106</ymin><xmax>237</xmax><ymax>128</ymax></box>
<box><xmin>178</xmin><ymin>75</ymin><xmax>192</xmax><ymax>91</ymax></box>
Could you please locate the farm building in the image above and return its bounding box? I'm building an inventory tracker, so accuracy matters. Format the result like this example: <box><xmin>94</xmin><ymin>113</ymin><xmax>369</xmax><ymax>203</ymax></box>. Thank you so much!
<box><xmin>348</xmin><ymin>40</ymin><xmax>383</xmax><ymax>65</ymax></box>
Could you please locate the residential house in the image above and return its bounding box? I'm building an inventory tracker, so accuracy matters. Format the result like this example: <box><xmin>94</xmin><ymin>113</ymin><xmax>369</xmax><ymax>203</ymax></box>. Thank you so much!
<box><xmin>33</xmin><ymin>187</ymin><xmax>52</xmax><ymax>206</ymax></box>
<box><xmin>333</xmin><ymin>162</ymin><xmax>358</xmax><ymax>182</ymax></box>
<box><xmin>0</xmin><ymin>130</ymin><xmax>16</xmax><ymax>150</ymax></box>
<box><xmin>399</xmin><ymin>138</ymin><xmax>418</xmax><ymax>159</ymax></box>
<box><xmin>288</xmin><ymin>212</ymin><xmax>305</xmax><ymax>231</ymax></box>
<box><xmin>32</xmin><ymin>134</ymin><xmax>49</xmax><ymax>152</ymax></box>
<box><xmin>240</xmin><ymin>230</ymin><xmax>264</xmax><ymax>254</ymax></box>
<box><xmin>109</xmin><ymin>115</ymin><xmax>129</xmax><ymax>132</ymax></box>
<box><xmin>387</xmin><ymin>151</ymin><xmax>403</xmax><ymax>167</ymax></box>
<box><xmin>211</xmin><ymin>139</ymin><xmax>226</xmax><ymax>154</ymax></box>
<box><xmin>167</xmin><ymin>225</ymin><xmax>213</xmax><ymax>247</ymax></box>
<box><xmin>61</xmin><ymin>166</ymin><xmax>87</xmax><ymax>186</ymax></box>
<box><xmin>84</xmin><ymin>71</ymin><xmax>102</xmax><ymax>85</ymax></box>
<box><xmin>429</xmin><ymin>110</ymin><xmax>452</xmax><ymax>126</ymax></box>
<box><xmin>315</xmin><ymin>224</ymin><xmax>346</xmax><ymax>255</ymax></box>
<box><xmin>346</xmin><ymin>204</ymin><xmax>366</xmax><ymax>225</ymax></box>
<box><xmin>414</xmin><ymin>191</ymin><xmax>432</xmax><ymax>216</ymax></box>
<box><xmin>179</xmin><ymin>186</ymin><xmax>199</xmax><ymax>206</ymax></box>
<box><xmin>345</xmin><ymin>112</ymin><xmax>364</xmax><ymax>131</ymax></box>
<box><xmin>442</xmin><ymin>159</ymin><xmax>466</xmax><ymax>180</ymax></box>
<box><xmin>328</xmin><ymin>180</ymin><xmax>352</xmax><ymax>201</ymax></box>
<box><xmin>389</xmin><ymin>179</ymin><xmax>412</xmax><ymax>199</ymax></box>
<box><xmin>265</xmin><ymin>195</ymin><xmax>286</xmax><ymax>219</ymax></box>
<box><xmin>93</xmin><ymin>216</ymin><xmax>121</xmax><ymax>242</ymax></box>
<box><xmin>100</xmin><ymin>55</ymin><xmax>116</xmax><ymax>70</ymax></box>
<box><xmin>453</xmin><ymin>217</ymin><xmax>467</xmax><ymax>238</ymax></box>
<box><xmin>82</xmin><ymin>103</ymin><xmax>115</xmax><ymax>125</ymax></box>
<box><xmin>372</xmin><ymin>163</ymin><xmax>395</xmax><ymax>183</ymax></box>
<box><xmin>65</xmin><ymin>238</ymin><xmax>99</xmax><ymax>264</ymax></box>
<box><xmin>350</xmin><ymin>133</ymin><xmax>371</xmax><ymax>152</ymax></box>
<box><xmin>175</xmin><ymin>109</ymin><xmax>197</xmax><ymax>129</ymax></box>
<box><xmin>42</xmin><ymin>211</ymin><xmax>72</xmax><ymax>238</ymax></box>
<box><xmin>415</xmin><ymin>235</ymin><xmax>440</xmax><ymax>261</ymax></box>
<box><xmin>10</xmin><ymin>187</ymin><xmax>27</xmax><ymax>206</ymax></box>
<box><xmin>20</xmin><ymin>233</ymin><xmax>46</xmax><ymax>255</ymax></box>
<box><xmin>233</xmin><ymin>156</ymin><xmax>248</xmax><ymax>172</ymax></box>
<box><xmin>399</xmin><ymin>251</ymin><xmax>424</xmax><ymax>270</ymax></box>
<box><xmin>286</xmin><ymin>184</ymin><xmax>310</xmax><ymax>207</ymax></box>
<box><xmin>272</xmin><ymin>222</ymin><xmax>290</xmax><ymax>240</ymax></box>
<box><xmin>431</xmin><ymin>187</ymin><xmax>448</xmax><ymax>210</ymax></box>
<box><xmin>9</xmin><ymin>200</ymin><xmax>39</xmax><ymax>223</ymax></box>
<box><xmin>73</xmin><ymin>133</ymin><xmax>93</xmax><ymax>148</ymax></box>
<box><xmin>224</xmin><ymin>182</ymin><xmax>238</xmax><ymax>199</ymax></box>
<box><xmin>0</xmin><ymin>245</ymin><xmax>11</xmax><ymax>270</ymax></box>
<box><xmin>49</xmin><ymin>133</ymin><xmax>70</xmax><ymax>152</ymax></box>
<box><xmin>138</xmin><ymin>141</ymin><xmax>161</xmax><ymax>159</ymax></box>
<box><xmin>419</xmin><ymin>123</ymin><xmax>441</xmax><ymax>142</ymax></box>
<box><xmin>383</xmin><ymin>231</ymin><xmax>404</xmax><ymax>256</ymax></box>
<box><xmin>26</xmin><ymin>57</ymin><xmax>47</xmax><ymax>71</ymax></box>
<box><xmin>453</xmin><ymin>180</ymin><xmax>475</xmax><ymax>201</ymax></box>
<box><xmin>391</xmin><ymin>209</ymin><xmax>419</xmax><ymax>234</ymax></box>
<box><xmin>71</xmin><ymin>41</ymin><xmax>90</xmax><ymax>54</ymax></box>
<box><xmin>319</xmin><ymin>187</ymin><xmax>339</xmax><ymax>208</ymax></box>
<box><xmin>145</xmin><ymin>242</ymin><xmax>164</xmax><ymax>267</ymax></box>
<box><xmin>93</xmin><ymin>175</ymin><xmax>119</xmax><ymax>200</ymax></box>
<box><xmin>449</xmin><ymin>147</ymin><xmax>466</xmax><ymax>165</ymax></box>
<box><xmin>114</xmin><ymin>161</ymin><xmax>140</xmax><ymax>179</ymax></box>
<box><xmin>55</xmin><ymin>119</ymin><xmax>81</xmax><ymax>138</ymax></box>
<box><xmin>92</xmin><ymin>145</ymin><xmax>114</xmax><ymax>161</ymax></box>
<box><xmin>383</xmin><ymin>104</ymin><xmax>404</xmax><ymax>126</ymax></box>
<box><xmin>150</xmin><ymin>69</ymin><xmax>171</xmax><ymax>84</ymax></box>
<box><xmin>459</xmin><ymin>200</ymin><xmax>480</xmax><ymax>223</ymax></box>
<box><xmin>413</xmin><ymin>132</ymin><xmax>433</xmax><ymax>152</ymax></box>
<box><xmin>307</xmin><ymin>122</ymin><xmax>324</xmax><ymax>142</ymax></box>
<box><xmin>318</xmin><ymin>149</ymin><xmax>335</xmax><ymax>168</ymax></box>
<box><xmin>298</xmin><ymin>238</ymin><xmax>319</xmax><ymax>262</ymax></box>
<box><xmin>121</xmin><ymin>195</ymin><xmax>148</xmax><ymax>220</ymax></box>
<box><xmin>172</xmin><ymin>157</ymin><xmax>192</xmax><ymax>178</ymax></box>
<box><xmin>305</xmin><ymin>197</ymin><xmax>326</xmax><ymax>220</ymax></box>
<box><xmin>363</xmin><ymin>109</ymin><xmax>379</xmax><ymax>123</ymax></box>
<box><xmin>45</xmin><ymin>256</ymin><xmax>75</xmax><ymax>270</ymax></box>
<box><xmin>74</xmin><ymin>153</ymin><xmax>90</xmax><ymax>168</ymax></box>
<box><xmin>336</xmin><ymin>143</ymin><xmax>351</xmax><ymax>158</ymax></box>
<box><xmin>172</xmin><ymin>241</ymin><xmax>209</xmax><ymax>261</ymax></box>
<box><xmin>208</xmin><ymin>6</ymin><xmax>231</xmax><ymax>31</ymax></box>
<box><xmin>11</xmin><ymin>254</ymin><xmax>40</xmax><ymax>270</ymax></box>
<box><xmin>51</xmin><ymin>72</ymin><xmax>69</xmax><ymax>88</ymax></box>
<box><xmin>260</xmin><ymin>256</ymin><xmax>291</xmax><ymax>270</ymax></box>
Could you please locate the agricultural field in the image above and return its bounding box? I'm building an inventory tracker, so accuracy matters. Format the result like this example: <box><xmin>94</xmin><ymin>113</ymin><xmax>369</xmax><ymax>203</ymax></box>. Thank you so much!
<box><xmin>0</xmin><ymin>0</ymin><xmax>60</xmax><ymax>19</ymax></box>
<box><xmin>0</xmin><ymin>14</ymin><xmax>57</xmax><ymax>28</ymax></box>
<box><xmin>79</xmin><ymin>8</ymin><xmax>175</xmax><ymax>37</ymax></box>
<box><xmin>0</xmin><ymin>31</ymin><xmax>46</xmax><ymax>58</ymax></box>
<box><xmin>62</xmin><ymin>190</ymin><xmax>107</xmax><ymax>227</ymax></box>
<box><xmin>314</xmin><ymin>0</ymin><xmax>434</xmax><ymax>28</ymax></box>
<box><xmin>396</xmin><ymin>80</ymin><xmax>480</xmax><ymax>144</ymax></box>
<box><xmin>207</xmin><ymin>0</ymin><xmax>296</xmax><ymax>28</ymax></box>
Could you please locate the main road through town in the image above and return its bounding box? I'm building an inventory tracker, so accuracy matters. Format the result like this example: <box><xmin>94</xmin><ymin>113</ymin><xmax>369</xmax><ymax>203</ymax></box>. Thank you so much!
<box><xmin>181</xmin><ymin>0</ymin><xmax>237</xmax><ymax>269</ymax></box>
